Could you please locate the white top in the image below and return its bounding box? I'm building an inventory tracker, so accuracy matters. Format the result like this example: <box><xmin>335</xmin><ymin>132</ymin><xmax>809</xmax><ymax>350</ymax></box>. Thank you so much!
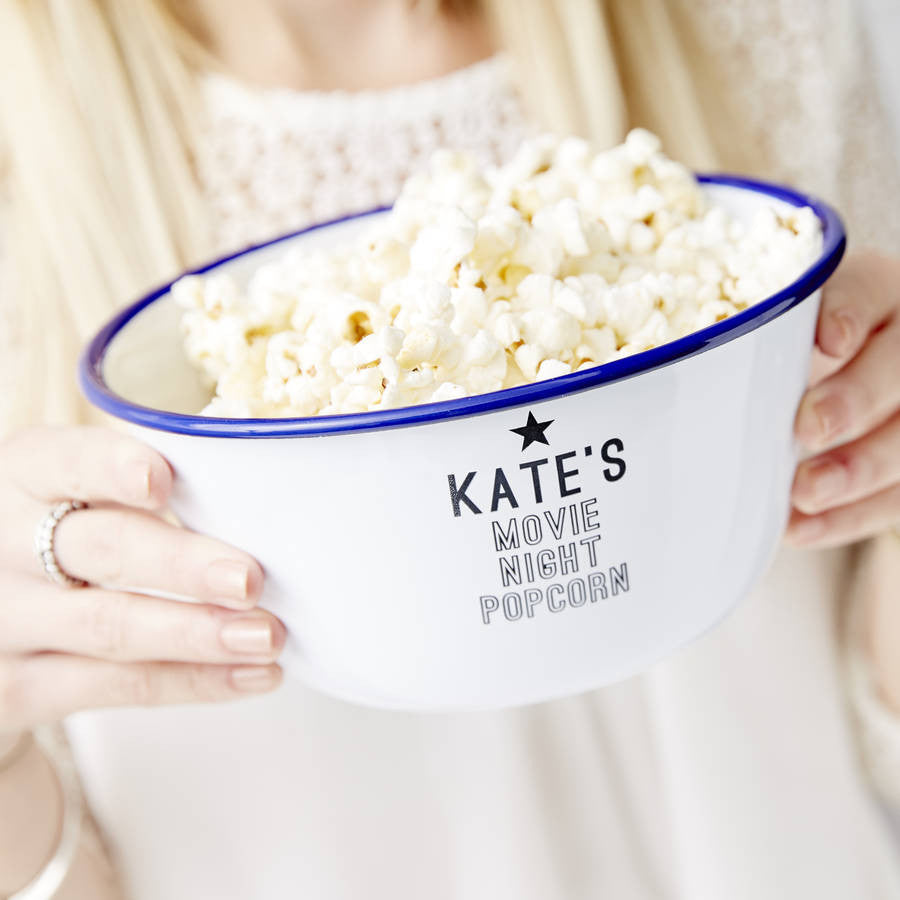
<box><xmin>66</xmin><ymin>547</ymin><xmax>900</xmax><ymax>898</ymax></box>
<box><xmin>197</xmin><ymin>56</ymin><xmax>532</xmax><ymax>254</ymax></box>
<box><xmin>44</xmin><ymin>12</ymin><xmax>900</xmax><ymax>898</ymax></box>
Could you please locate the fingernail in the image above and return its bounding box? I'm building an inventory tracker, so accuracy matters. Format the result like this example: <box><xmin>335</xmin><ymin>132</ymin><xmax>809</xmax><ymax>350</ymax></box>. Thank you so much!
<box><xmin>804</xmin><ymin>458</ymin><xmax>848</xmax><ymax>505</ymax></box>
<box><xmin>786</xmin><ymin>516</ymin><xmax>827</xmax><ymax>545</ymax></box>
<box><xmin>812</xmin><ymin>396</ymin><xmax>843</xmax><ymax>443</ymax></box>
<box><xmin>122</xmin><ymin>460</ymin><xmax>151</xmax><ymax>502</ymax></box>
<box><xmin>207</xmin><ymin>559</ymin><xmax>250</xmax><ymax>604</ymax></box>
<box><xmin>831</xmin><ymin>312</ymin><xmax>856</xmax><ymax>355</ymax></box>
<box><xmin>220</xmin><ymin>619</ymin><xmax>273</xmax><ymax>654</ymax></box>
<box><xmin>231</xmin><ymin>666</ymin><xmax>280</xmax><ymax>692</ymax></box>
<box><xmin>798</xmin><ymin>394</ymin><xmax>846</xmax><ymax>449</ymax></box>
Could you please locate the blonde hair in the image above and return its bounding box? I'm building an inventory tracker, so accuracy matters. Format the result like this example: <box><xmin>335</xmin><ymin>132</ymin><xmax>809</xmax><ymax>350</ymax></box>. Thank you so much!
<box><xmin>0</xmin><ymin>0</ymin><xmax>715</xmax><ymax>434</ymax></box>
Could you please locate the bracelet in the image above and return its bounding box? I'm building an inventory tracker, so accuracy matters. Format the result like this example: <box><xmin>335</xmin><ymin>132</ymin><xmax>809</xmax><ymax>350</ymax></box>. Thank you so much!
<box><xmin>0</xmin><ymin>733</ymin><xmax>33</xmax><ymax>774</ymax></box>
<box><xmin>6</xmin><ymin>728</ymin><xmax>83</xmax><ymax>900</ymax></box>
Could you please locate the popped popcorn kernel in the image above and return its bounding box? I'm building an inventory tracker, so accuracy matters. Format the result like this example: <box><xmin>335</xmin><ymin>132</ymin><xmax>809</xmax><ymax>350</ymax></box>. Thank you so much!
<box><xmin>177</xmin><ymin>130</ymin><xmax>822</xmax><ymax>417</ymax></box>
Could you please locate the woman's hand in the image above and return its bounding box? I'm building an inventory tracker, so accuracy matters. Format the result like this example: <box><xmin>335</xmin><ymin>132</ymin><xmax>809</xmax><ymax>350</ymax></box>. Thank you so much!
<box><xmin>787</xmin><ymin>251</ymin><xmax>900</xmax><ymax>547</ymax></box>
<box><xmin>0</xmin><ymin>426</ymin><xmax>285</xmax><ymax>734</ymax></box>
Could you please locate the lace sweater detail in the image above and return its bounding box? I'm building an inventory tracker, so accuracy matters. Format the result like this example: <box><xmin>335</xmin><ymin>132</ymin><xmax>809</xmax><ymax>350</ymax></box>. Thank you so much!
<box><xmin>196</xmin><ymin>55</ymin><xmax>533</xmax><ymax>254</ymax></box>
<box><xmin>685</xmin><ymin>0</ymin><xmax>900</xmax><ymax>253</ymax></box>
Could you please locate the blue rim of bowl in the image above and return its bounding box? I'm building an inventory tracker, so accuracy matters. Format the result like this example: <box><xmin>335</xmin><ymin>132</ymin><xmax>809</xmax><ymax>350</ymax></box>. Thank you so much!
<box><xmin>79</xmin><ymin>174</ymin><xmax>846</xmax><ymax>438</ymax></box>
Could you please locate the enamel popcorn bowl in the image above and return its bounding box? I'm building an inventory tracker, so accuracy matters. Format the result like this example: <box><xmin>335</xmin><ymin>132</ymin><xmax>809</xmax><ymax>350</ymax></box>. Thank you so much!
<box><xmin>79</xmin><ymin>176</ymin><xmax>845</xmax><ymax>711</ymax></box>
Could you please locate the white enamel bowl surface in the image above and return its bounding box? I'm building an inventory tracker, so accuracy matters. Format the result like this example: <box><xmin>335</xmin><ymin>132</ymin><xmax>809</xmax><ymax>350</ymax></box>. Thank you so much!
<box><xmin>80</xmin><ymin>176</ymin><xmax>845</xmax><ymax>711</ymax></box>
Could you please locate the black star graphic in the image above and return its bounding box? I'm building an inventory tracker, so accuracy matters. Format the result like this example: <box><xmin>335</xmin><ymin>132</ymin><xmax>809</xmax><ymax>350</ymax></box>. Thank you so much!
<box><xmin>510</xmin><ymin>411</ymin><xmax>554</xmax><ymax>450</ymax></box>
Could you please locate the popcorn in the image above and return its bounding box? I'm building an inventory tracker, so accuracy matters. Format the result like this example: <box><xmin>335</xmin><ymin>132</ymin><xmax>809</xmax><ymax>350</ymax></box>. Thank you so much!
<box><xmin>409</xmin><ymin>207</ymin><xmax>477</xmax><ymax>282</ymax></box>
<box><xmin>513</xmin><ymin>343</ymin><xmax>547</xmax><ymax>380</ymax></box>
<box><xmin>430</xmin><ymin>382</ymin><xmax>467</xmax><ymax>403</ymax></box>
<box><xmin>537</xmin><ymin>359</ymin><xmax>572</xmax><ymax>380</ymax></box>
<box><xmin>175</xmin><ymin>130</ymin><xmax>823</xmax><ymax>418</ymax></box>
<box><xmin>520</xmin><ymin>307</ymin><xmax>581</xmax><ymax>356</ymax></box>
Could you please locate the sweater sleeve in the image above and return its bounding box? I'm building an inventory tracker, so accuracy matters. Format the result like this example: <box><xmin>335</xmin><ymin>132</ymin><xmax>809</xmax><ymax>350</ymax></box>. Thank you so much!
<box><xmin>824</xmin><ymin>11</ymin><xmax>900</xmax><ymax>806</ymax></box>
<box><xmin>844</xmin><ymin>534</ymin><xmax>900</xmax><ymax>808</ymax></box>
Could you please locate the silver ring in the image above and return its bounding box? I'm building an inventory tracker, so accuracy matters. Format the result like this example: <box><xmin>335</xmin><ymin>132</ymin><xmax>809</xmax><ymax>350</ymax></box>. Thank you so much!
<box><xmin>33</xmin><ymin>501</ymin><xmax>89</xmax><ymax>588</ymax></box>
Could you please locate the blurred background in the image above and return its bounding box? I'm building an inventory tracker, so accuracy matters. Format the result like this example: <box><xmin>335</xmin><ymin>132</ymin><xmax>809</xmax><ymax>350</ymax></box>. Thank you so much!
<box><xmin>864</xmin><ymin>0</ymin><xmax>900</xmax><ymax>842</ymax></box>
<box><xmin>863</xmin><ymin>0</ymin><xmax>900</xmax><ymax>145</ymax></box>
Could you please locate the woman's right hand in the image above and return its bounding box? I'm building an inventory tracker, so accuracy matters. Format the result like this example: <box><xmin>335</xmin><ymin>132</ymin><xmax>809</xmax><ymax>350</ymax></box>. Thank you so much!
<box><xmin>0</xmin><ymin>425</ymin><xmax>285</xmax><ymax>735</ymax></box>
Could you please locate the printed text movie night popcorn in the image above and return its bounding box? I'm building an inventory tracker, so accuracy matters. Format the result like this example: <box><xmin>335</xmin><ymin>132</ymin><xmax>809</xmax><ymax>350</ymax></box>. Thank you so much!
<box><xmin>174</xmin><ymin>129</ymin><xmax>822</xmax><ymax>417</ymax></box>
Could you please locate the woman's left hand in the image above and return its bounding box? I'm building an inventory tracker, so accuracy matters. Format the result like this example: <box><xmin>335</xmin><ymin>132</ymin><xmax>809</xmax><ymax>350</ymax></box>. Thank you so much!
<box><xmin>787</xmin><ymin>250</ymin><xmax>900</xmax><ymax>547</ymax></box>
